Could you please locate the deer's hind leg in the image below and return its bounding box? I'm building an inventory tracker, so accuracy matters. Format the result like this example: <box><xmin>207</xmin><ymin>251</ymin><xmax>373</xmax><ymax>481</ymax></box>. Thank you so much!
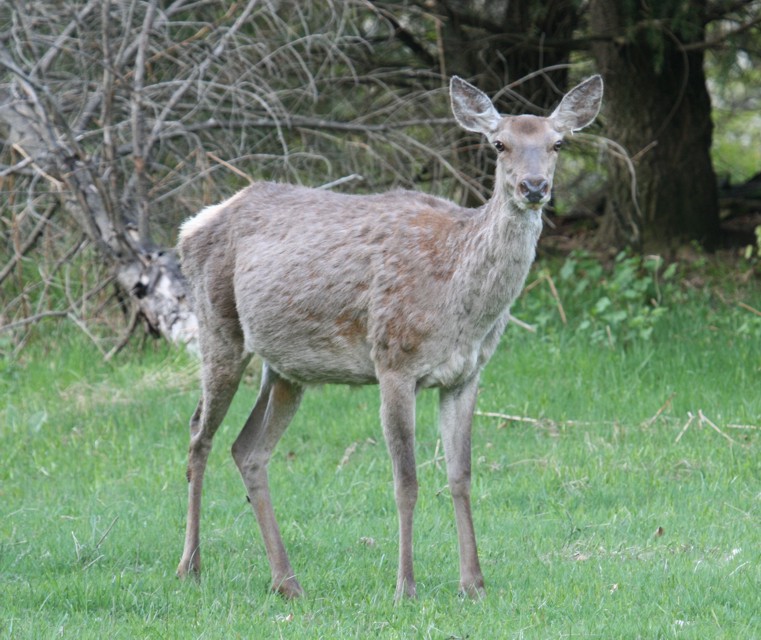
<box><xmin>177</xmin><ymin>320</ymin><xmax>250</xmax><ymax>579</ymax></box>
<box><xmin>232</xmin><ymin>363</ymin><xmax>305</xmax><ymax>598</ymax></box>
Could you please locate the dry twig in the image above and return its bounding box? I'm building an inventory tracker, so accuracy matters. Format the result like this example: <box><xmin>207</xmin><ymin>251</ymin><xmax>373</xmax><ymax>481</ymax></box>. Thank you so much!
<box><xmin>641</xmin><ymin>392</ymin><xmax>676</xmax><ymax>428</ymax></box>
<box><xmin>674</xmin><ymin>412</ymin><xmax>695</xmax><ymax>443</ymax></box>
<box><xmin>698</xmin><ymin>410</ymin><xmax>740</xmax><ymax>446</ymax></box>
<box><xmin>737</xmin><ymin>301</ymin><xmax>761</xmax><ymax>318</ymax></box>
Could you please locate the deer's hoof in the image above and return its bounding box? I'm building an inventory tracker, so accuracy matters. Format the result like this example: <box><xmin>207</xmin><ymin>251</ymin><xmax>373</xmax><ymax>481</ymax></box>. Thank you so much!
<box><xmin>459</xmin><ymin>580</ymin><xmax>486</xmax><ymax>600</ymax></box>
<box><xmin>273</xmin><ymin>577</ymin><xmax>304</xmax><ymax>600</ymax></box>
<box><xmin>394</xmin><ymin>579</ymin><xmax>417</xmax><ymax>603</ymax></box>
<box><xmin>176</xmin><ymin>556</ymin><xmax>201</xmax><ymax>580</ymax></box>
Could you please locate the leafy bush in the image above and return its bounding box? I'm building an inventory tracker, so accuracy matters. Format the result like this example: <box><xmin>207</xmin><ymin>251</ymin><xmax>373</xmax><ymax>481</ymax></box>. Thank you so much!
<box><xmin>742</xmin><ymin>226</ymin><xmax>761</xmax><ymax>262</ymax></box>
<box><xmin>517</xmin><ymin>251</ymin><xmax>680</xmax><ymax>346</ymax></box>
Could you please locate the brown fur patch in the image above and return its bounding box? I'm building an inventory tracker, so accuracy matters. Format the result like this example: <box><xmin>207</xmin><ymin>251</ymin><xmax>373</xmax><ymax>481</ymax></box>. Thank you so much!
<box><xmin>408</xmin><ymin>209</ymin><xmax>458</xmax><ymax>281</ymax></box>
<box><xmin>335</xmin><ymin>310</ymin><xmax>367</xmax><ymax>342</ymax></box>
<box><xmin>510</xmin><ymin>116</ymin><xmax>546</xmax><ymax>135</ymax></box>
<box><xmin>270</xmin><ymin>378</ymin><xmax>298</xmax><ymax>408</ymax></box>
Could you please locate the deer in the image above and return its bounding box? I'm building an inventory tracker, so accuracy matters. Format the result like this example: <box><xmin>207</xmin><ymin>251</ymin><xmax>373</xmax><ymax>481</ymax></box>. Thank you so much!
<box><xmin>176</xmin><ymin>74</ymin><xmax>603</xmax><ymax>601</ymax></box>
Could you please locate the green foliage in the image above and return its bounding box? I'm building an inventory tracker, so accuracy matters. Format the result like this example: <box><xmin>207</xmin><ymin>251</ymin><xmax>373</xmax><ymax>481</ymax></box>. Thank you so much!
<box><xmin>712</xmin><ymin>110</ymin><xmax>761</xmax><ymax>184</ymax></box>
<box><xmin>517</xmin><ymin>251</ymin><xmax>680</xmax><ymax>346</ymax></box>
<box><xmin>743</xmin><ymin>226</ymin><xmax>761</xmax><ymax>262</ymax></box>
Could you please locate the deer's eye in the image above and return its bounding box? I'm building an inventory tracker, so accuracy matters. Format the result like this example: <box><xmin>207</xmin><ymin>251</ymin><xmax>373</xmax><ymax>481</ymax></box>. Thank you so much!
<box><xmin>493</xmin><ymin>140</ymin><xmax>506</xmax><ymax>153</ymax></box>
<box><xmin>553</xmin><ymin>140</ymin><xmax>564</xmax><ymax>152</ymax></box>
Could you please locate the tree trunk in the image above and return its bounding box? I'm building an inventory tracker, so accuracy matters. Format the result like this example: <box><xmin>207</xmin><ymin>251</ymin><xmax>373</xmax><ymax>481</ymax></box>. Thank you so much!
<box><xmin>590</xmin><ymin>0</ymin><xmax>720</xmax><ymax>251</ymax></box>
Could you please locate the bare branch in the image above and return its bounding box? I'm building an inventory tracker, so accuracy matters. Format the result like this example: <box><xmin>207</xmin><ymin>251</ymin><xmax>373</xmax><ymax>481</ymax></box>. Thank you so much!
<box><xmin>0</xmin><ymin>202</ymin><xmax>57</xmax><ymax>287</ymax></box>
<box><xmin>131</xmin><ymin>0</ymin><xmax>158</xmax><ymax>246</ymax></box>
<box><xmin>683</xmin><ymin>13</ymin><xmax>761</xmax><ymax>51</ymax></box>
<box><xmin>33</xmin><ymin>0</ymin><xmax>101</xmax><ymax>75</ymax></box>
<box><xmin>0</xmin><ymin>310</ymin><xmax>71</xmax><ymax>333</ymax></box>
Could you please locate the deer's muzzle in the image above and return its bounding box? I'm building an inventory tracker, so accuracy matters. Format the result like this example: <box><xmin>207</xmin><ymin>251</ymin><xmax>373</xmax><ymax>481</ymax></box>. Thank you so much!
<box><xmin>518</xmin><ymin>177</ymin><xmax>549</xmax><ymax>204</ymax></box>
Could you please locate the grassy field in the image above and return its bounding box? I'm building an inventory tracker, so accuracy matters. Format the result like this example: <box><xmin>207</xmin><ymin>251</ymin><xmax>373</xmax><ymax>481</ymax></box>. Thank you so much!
<box><xmin>2</xmin><ymin>254</ymin><xmax>760</xmax><ymax>639</ymax></box>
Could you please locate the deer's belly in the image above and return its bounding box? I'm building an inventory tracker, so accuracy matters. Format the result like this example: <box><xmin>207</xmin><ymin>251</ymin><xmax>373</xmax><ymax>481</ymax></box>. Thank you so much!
<box><xmin>244</xmin><ymin>307</ymin><xmax>509</xmax><ymax>390</ymax></box>
<box><xmin>246</xmin><ymin>332</ymin><xmax>377</xmax><ymax>386</ymax></box>
<box><xmin>417</xmin><ymin>346</ymin><xmax>481</xmax><ymax>389</ymax></box>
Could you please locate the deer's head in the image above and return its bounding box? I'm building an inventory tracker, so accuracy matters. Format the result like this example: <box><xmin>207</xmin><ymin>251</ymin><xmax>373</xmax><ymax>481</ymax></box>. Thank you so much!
<box><xmin>451</xmin><ymin>75</ymin><xmax>603</xmax><ymax>211</ymax></box>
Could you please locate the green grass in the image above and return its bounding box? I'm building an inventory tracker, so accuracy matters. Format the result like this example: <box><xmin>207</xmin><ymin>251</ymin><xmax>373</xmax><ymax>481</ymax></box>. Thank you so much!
<box><xmin>2</xmin><ymin>256</ymin><xmax>761</xmax><ymax>639</ymax></box>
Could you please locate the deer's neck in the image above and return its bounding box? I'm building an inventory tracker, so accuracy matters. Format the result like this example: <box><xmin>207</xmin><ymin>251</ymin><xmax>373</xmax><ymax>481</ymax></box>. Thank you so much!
<box><xmin>482</xmin><ymin>189</ymin><xmax>543</xmax><ymax>268</ymax></box>
<box><xmin>455</xmin><ymin>191</ymin><xmax>543</xmax><ymax>324</ymax></box>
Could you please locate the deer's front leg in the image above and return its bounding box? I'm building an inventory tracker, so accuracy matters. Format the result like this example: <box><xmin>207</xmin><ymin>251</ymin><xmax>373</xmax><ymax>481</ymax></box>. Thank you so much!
<box><xmin>378</xmin><ymin>371</ymin><xmax>418</xmax><ymax>601</ymax></box>
<box><xmin>439</xmin><ymin>375</ymin><xmax>485</xmax><ymax>598</ymax></box>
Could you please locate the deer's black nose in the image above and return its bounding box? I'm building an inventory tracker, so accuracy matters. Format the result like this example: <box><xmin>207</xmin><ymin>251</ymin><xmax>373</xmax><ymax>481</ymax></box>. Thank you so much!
<box><xmin>519</xmin><ymin>178</ymin><xmax>549</xmax><ymax>204</ymax></box>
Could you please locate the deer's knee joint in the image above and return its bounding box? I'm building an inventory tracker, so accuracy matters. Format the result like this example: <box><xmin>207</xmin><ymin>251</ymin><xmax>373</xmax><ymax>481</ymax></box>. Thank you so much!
<box><xmin>394</xmin><ymin>475</ymin><xmax>418</xmax><ymax>511</ymax></box>
<box><xmin>232</xmin><ymin>449</ymin><xmax>267</xmax><ymax>485</ymax></box>
<box><xmin>448</xmin><ymin>473</ymin><xmax>471</xmax><ymax>499</ymax></box>
<box><xmin>189</xmin><ymin>433</ymin><xmax>211</xmax><ymax>455</ymax></box>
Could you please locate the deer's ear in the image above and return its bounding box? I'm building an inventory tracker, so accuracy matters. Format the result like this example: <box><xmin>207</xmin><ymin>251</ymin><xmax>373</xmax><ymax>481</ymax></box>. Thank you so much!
<box><xmin>450</xmin><ymin>76</ymin><xmax>501</xmax><ymax>137</ymax></box>
<box><xmin>550</xmin><ymin>75</ymin><xmax>603</xmax><ymax>133</ymax></box>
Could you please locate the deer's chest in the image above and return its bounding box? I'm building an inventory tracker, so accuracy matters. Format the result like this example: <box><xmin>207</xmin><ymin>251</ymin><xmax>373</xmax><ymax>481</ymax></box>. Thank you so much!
<box><xmin>414</xmin><ymin>309</ymin><xmax>511</xmax><ymax>389</ymax></box>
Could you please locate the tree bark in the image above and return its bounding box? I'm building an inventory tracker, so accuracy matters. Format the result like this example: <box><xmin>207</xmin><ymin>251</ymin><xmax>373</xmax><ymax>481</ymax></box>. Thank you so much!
<box><xmin>590</xmin><ymin>0</ymin><xmax>720</xmax><ymax>250</ymax></box>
